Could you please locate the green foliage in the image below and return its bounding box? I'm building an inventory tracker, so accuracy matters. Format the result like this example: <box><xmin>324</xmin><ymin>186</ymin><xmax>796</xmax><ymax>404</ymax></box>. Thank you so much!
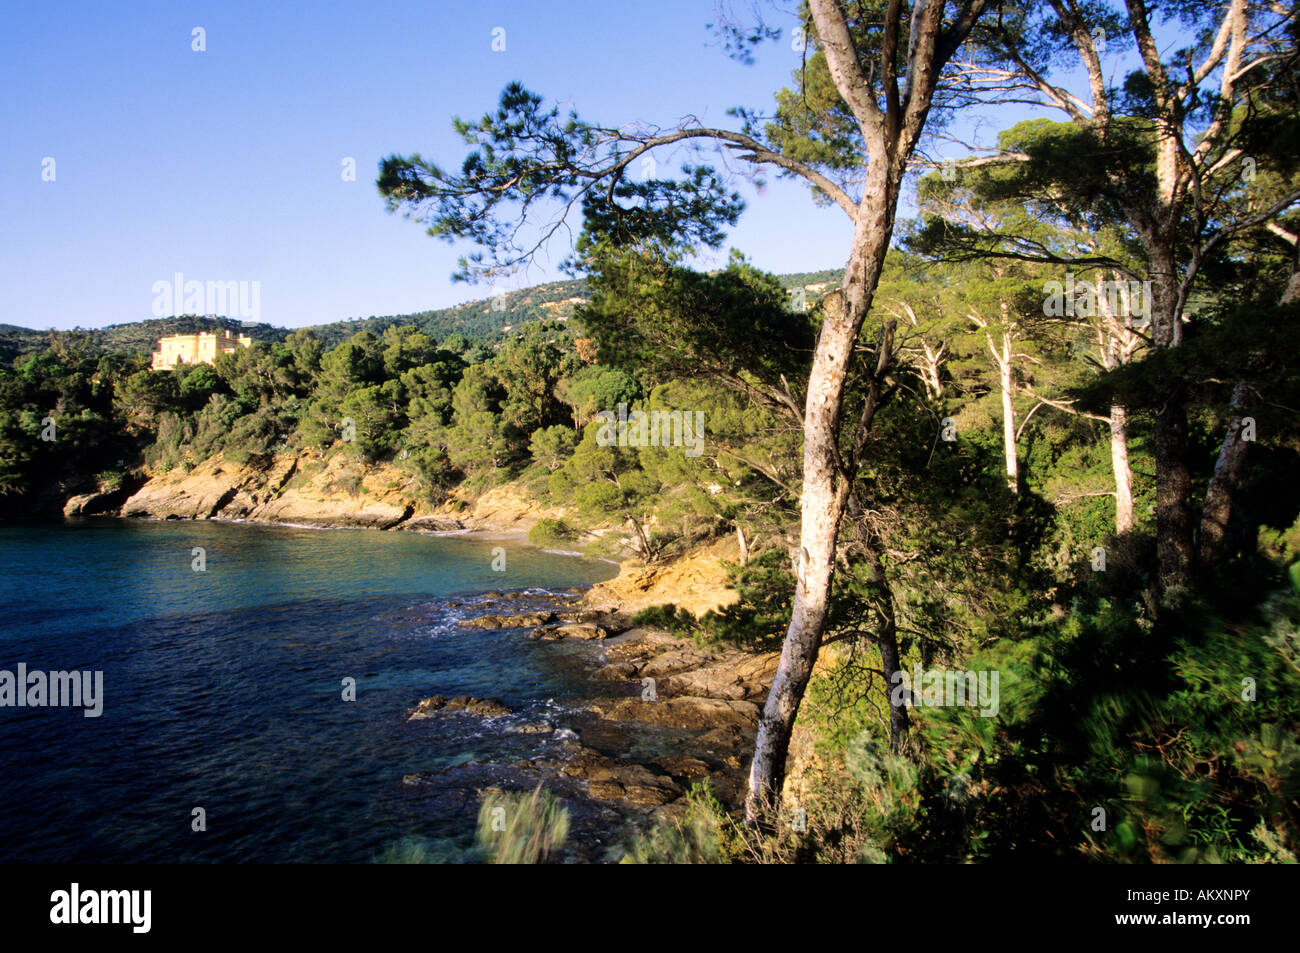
<box><xmin>373</xmin><ymin>835</ymin><xmax>481</xmax><ymax>865</ymax></box>
<box><xmin>577</xmin><ymin>245</ymin><xmax>813</xmax><ymax>392</ymax></box>
<box><xmin>529</xmin><ymin>425</ymin><xmax>576</xmax><ymax>471</ymax></box>
<box><xmin>797</xmin><ymin>584</ymin><xmax>1300</xmax><ymax>863</ymax></box>
<box><xmin>697</xmin><ymin>548</ymin><xmax>794</xmax><ymax>650</ymax></box>
<box><xmin>619</xmin><ymin>782</ymin><xmax>735</xmax><ymax>864</ymax></box>
<box><xmin>475</xmin><ymin>785</ymin><xmax>570</xmax><ymax>864</ymax></box>
<box><xmin>629</xmin><ymin>603</ymin><xmax>697</xmax><ymax>634</ymax></box>
<box><xmin>528</xmin><ymin>518</ymin><xmax>577</xmax><ymax>548</ymax></box>
<box><xmin>556</xmin><ymin>365</ymin><xmax>640</xmax><ymax>429</ymax></box>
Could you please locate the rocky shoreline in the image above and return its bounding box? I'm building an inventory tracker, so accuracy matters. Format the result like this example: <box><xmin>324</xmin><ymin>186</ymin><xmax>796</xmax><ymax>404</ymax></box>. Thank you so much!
<box><xmin>398</xmin><ymin>583</ymin><xmax>777</xmax><ymax>862</ymax></box>
<box><xmin>63</xmin><ymin>448</ymin><xmax>575</xmax><ymax>538</ymax></box>
<box><xmin>61</xmin><ymin>454</ymin><xmax>769</xmax><ymax>860</ymax></box>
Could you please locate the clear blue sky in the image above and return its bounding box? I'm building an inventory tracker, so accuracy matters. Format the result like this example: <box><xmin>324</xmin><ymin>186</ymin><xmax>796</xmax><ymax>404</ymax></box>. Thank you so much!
<box><xmin>2</xmin><ymin>2</ymin><xmax>1160</xmax><ymax>333</ymax></box>
<box><xmin>0</xmin><ymin>0</ymin><xmax>868</xmax><ymax>331</ymax></box>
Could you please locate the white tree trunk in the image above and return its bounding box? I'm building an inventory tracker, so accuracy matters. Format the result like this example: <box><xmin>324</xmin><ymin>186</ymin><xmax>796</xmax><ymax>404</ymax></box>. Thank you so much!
<box><xmin>998</xmin><ymin>332</ymin><xmax>1018</xmax><ymax>494</ymax></box>
<box><xmin>1110</xmin><ymin>402</ymin><xmax>1135</xmax><ymax>534</ymax></box>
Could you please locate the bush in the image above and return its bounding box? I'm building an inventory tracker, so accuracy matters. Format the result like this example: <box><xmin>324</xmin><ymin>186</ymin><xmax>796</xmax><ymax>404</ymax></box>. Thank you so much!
<box><xmin>475</xmin><ymin>785</ymin><xmax>570</xmax><ymax>864</ymax></box>
<box><xmin>94</xmin><ymin>470</ymin><xmax>125</xmax><ymax>492</ymax></box>
<box><xmin>696</xmin><ymin>548</ymin><xmax>793</xmax><ymax>650</ymax></box>
<box><xmin>630</xmin><ymin>603</ymin><xmax>696</xmax><ymax>633</ymax></box>
<box><xmin>619</xmin><ymin>782</ymin><xmax>734</xmax><ymax>864</ymax></box>
<box><xmin>529</xmin><ymin>518</ymin><xmax>577</xmax><ymax>548</ymax></box>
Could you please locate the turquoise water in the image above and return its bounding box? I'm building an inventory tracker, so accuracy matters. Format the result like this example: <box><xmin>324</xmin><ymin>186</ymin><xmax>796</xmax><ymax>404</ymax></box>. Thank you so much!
<box><xmin>0</xmin><ymin>519</ymin><xmax>617</xmax><ymax>862</ymax></box>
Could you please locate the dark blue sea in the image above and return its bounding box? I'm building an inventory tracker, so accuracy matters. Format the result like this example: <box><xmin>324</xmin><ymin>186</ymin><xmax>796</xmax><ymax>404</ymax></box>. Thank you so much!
<box><xmin>0</xmin><ymin>519</ymin><xmax>618</xmax><ymax>863</ymax></box>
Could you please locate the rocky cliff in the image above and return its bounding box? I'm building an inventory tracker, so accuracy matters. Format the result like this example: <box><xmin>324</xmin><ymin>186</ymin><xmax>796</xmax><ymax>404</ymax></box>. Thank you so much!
<box><xmin>580</xmin><ymin>536</ymin><xmax>742</xmax><ymax>617</ymax></box>
<box><xmin>107</xmin><ymin>448</ymin><xmax>569</xmax><ymax>535</ymax></box>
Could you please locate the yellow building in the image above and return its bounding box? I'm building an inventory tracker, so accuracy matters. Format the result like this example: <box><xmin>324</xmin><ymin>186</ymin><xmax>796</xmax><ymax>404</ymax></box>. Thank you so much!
<box><xmin>150</xmin><ymin>330</ymin><xmax>252</xmax><ymax>370</ymax></box>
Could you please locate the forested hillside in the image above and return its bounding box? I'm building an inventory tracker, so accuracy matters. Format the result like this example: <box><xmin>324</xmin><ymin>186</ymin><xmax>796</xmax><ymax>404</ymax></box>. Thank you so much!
<box><xmin>0</xmin><ymin>279</ymin><xmax>597</xmax><ymax>362</ymax></box>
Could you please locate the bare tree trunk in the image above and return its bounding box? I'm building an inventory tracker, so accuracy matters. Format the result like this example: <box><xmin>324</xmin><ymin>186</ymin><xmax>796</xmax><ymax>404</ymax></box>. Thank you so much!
<box><xmin>1199</xmin><ymin>382</ymin><xmax>1257</xmax><ymax>566</ymax></box>
<box><xmin>627</xmin><ymin>516</ymin><xmax>651</xmax><ymax>559</ymax></box>
<box><xmin>743</xmin><ymin>0</ymin><xmax>988</xmax><ymax>824</ymax></box>
<box><xmin>998</xmin><ymin>333</ymin><xmax>1018</xmax><ymax>494</ymax></box>
<box><xmin>844</xmin><ymin>491</ymin><xmax>909</xmax><ymax>752</ymax></box>
<box><xmin>736</xmin><ymin>523</ymin><xmax>749</xmax><ymax>566</ymax></box>
<box><xmin>1196</xmin><ymin>229</ymin><xmax>1295</xmax><ymax>566</ymax></box>
<box><xmin>867</xmin><ymin>544</ymin><xmax>908</xmax><ymax>752</ymax></box>
<box><xmin>1110</xmin><ymin>402</ymin><xmax>1135</xmax><ymax>534</ymax></box>
<box><xmin>1147</xmin><ymin>258</ymin><xmax>1196</xmax><ymax>597</ymax></box>
<box><xmin>746</xmin><ymin>212</ymin><xmax>891</xmax><ymax>821</ymax></box>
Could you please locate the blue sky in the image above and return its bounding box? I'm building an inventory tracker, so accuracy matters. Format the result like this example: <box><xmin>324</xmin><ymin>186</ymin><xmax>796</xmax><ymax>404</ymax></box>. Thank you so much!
<box><xmin>1</xmin><ymin>0</ymin><xmax>871</xmax><ymax>331</ymax></box>
<box><xmin>2</xmin><ymin>1</ymin><xmax>1154</xmax><ymax>332</ymax></box>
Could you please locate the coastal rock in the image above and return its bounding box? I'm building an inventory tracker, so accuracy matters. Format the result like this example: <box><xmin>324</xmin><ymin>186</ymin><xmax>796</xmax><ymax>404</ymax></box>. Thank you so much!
<box><xmin>696</xmin><ymin>724</ymin><xmax>751</xmax><ymax>750</ymax></box>
<box><xmin>63</xmin><ymin>486</ymin><xmax>132</xmax><ymax>517</ymax></box>
<box><xmin>457</xmin><ymin>610</ymin><xmax>555</xmax><ymax>630</ymax></box>
<box><xmin>440</xmin><ymin>481</ymin><xmax>574</xmax><ymax>534</ymax></box>
<box><xmin>580</xmin><ymin>536</ymin><xmax>741</xmax><ymax>618</ymax></box>
<box><xmin>407</xmin><ymin>695</ymin><xmax>513</xmax><ymax>719</ymax></box>
<box><xmin>556</xmin><ymin>607</ymin><xmax>607</xmax><ymax>624</ymax></box>
<box><xmin>108</xmin><ymin>447</ymin><xmax>591</xmax><ymax>536</ymax></box>
<box><xmin>603</xmin><ymin>630</ymin><xmax>692</xmax><ymax>666</ymax></box>
<box><xmin>659</xmin><ymin>654</ymin><xmax>779</xmax><ymax>701</ymax></box>
<box><xmin>530</xmin><ymin>622</ymin><xmax>607</xmax><ymax>641</ymax></box>
<box><xmin>596</xmin><ymin>630</ymin><xmax>778</xmax><ymax>701</ymax></box>
<box><xmin>639</xmin><ymin>647</ymin><xmax>719</xmax><ymax>679</ymax></box>
<box><xmin>559</xmin><ymin>746</ymin><xmax>682</xmax><ymax>806</ymax></box>
<box><xmin>592</xmin><ymin>661</ymin><xmax>638</xmax><ymax>681</ymax></box>
<box><xmin>656</xmin><ymin>755</ymin><xmax>712</xmax><ymax>782</ymax></box>
<box><xmin>400</xmin><ymin>515</ymin><xmax>465</xmax><ymax>533</ymax></box>
<box><xmin>119</xmin><ymin>449</ymin><xmax>427</xmax><ymax>529</ymax></box>
<box><xmin>511</xmin><ymin>723</ymin><xmax>552</xmax><ymax>735</ymax></box>
<box><xmin>594</xmin><ymin>696</ymin><xmax>760</xmax><ymax>732</ymax></box>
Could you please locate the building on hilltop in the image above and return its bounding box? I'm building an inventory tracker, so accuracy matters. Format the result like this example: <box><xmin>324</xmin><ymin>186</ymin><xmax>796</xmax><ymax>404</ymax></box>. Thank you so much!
<box><xmin>150</xmin><ymin>329</ymin><xmax>252</xmax><ymax>370</ymax></box>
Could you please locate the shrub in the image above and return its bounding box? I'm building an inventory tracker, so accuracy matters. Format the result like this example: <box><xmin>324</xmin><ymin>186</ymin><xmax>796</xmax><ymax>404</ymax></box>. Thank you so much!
<box><xmin>630</xmin><ymin>603</ymin><xmax>696</xmax><ymax>634</ymax></box>
<box><xmin>529</xmin><ymin>518</ymin><xmax>577</xmax><ymax>548</ymax></box>
<box><xmin>619</xmin><ymin>782</ymin><xmax>734</xmax><ymax>864</ymax></box>
<box><xmin>94</xmin><ymin>470</ymin><xmax>125</xmax><ymax>492</ymax></box>
<box><xmin>475</xmin><ymin>785</ymin><xmax>570</xmax><ymax>864</ymax></box>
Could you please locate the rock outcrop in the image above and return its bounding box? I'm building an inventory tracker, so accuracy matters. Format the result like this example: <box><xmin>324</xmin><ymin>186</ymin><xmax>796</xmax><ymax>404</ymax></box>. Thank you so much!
<box><xmin>530</xmin><ymin>622</ymin><xmax>608</xmax><ymax>641</ymax></box>
<box><xmin>114</xmin><ymin>448</ymin><xmax>578</xmax><ymax>535</ymax></box>
<box><xmin>456</xmin><ymin>610</ymin><xmax>555</xmax><ymax>630</ymax></box>
<box><xmin>407</xmin><ymin>695</ymin><xmax>513</xmax><ymax>720</ymax></box>
<box><xmin>119</xmin><ymin>450</ymin><xmax>423</xmax><ymax>528</ymax></box>
<box><xmin>580</xmin><ymin>536</ymin><xmax>742</xmax><ymax>618</ymax></box>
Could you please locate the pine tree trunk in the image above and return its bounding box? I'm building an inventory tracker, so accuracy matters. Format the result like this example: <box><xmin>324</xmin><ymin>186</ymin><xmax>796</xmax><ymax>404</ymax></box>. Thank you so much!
<box><xmin>1110</xmin><ymin>402</ymin><xmax>1134</xmax><ymax>534</ymax></box>
<box><xmin>1148</xmin><ymin>258</ymin><xmax>1195</xmax><ymax>598</ymax></box>
<box><xmin>743</xmin><ymin>0</ymin><xmax>987</xmax><ymax>825</ymax></box>
<box><xmin>1199</xmin><ymin>383</ymin><xmax>1256</xmax><ymax>566</ymax></box>
<box><xmin>999</xmin><ymin>336</ymin><xmax>1018</xmax><ymax>494</ymax></box>
<box><xmin>745</xmin><ymin>202</ymin><xmax>891</xmax><ymax>823</ymax></box>
<box><xmin>867</xmin><ymin>544</ymin><xmax>908</xmax><ymax>753</ymax></box>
